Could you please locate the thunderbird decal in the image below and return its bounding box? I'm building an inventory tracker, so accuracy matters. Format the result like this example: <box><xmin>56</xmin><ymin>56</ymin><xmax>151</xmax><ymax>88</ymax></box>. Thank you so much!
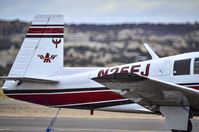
<box><xmin>38</xmin><ymin>53</ymin><xmax>57</xmax><ymax>63</ymax></box>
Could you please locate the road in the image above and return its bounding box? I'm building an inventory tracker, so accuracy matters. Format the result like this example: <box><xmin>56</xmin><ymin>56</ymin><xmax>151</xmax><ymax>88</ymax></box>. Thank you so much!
<box><xmin>0</xmin><ymin>117</ymin><xmax>198</xmax><ymax>132</ymax></box>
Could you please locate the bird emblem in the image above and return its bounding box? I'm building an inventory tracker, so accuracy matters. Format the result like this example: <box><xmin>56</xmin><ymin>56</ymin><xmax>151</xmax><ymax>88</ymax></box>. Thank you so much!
<box><xmin>38</xmin><ymin>53</ymin><xmax>57</xmax><ymax>63</ymax></box>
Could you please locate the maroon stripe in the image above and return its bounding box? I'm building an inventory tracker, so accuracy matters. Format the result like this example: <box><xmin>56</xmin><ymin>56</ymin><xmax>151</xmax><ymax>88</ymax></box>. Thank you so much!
<box><xmin>31</xmin><ymin>24</ymin><xmax>64</xmax><ymax>27</ymax></box>
<box><xmin>189</xmin><ymin>86</ymin><xmax>199</xmax><ymax>90</ymax></box>
<box><xmin>8</xmin><ymin>94</ymin><xmax>47</xmax><ymax>105</ymax></box>
<box><xmin>7</xmin><ymin>91</ymin><xmax>125</xmax><ymax>106</ymax></box>
<box><xmin>28</xmin><ymin>28</ymin><xmax>63</xmax><ymax>33</ymax></box>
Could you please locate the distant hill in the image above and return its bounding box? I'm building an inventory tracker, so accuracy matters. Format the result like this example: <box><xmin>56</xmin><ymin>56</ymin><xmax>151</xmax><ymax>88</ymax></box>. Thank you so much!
<box><xmin>0</xmin><ymin>20</ymin><xmax>199</xmax><ymax>75</ymax></box>
<box><xmin>67</xmin><ymin>23</ymin><xmax>199</xmax><ymax>35</ymax></box>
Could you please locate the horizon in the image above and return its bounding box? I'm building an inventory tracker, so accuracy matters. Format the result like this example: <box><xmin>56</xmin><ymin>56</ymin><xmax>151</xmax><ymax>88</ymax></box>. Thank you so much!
<box><xmin>0</xmin><ymin>0</ymin><xmax>199</xmax><ymax>24</ymax></box>
<box><xmin>0</xmin><ymin>18</ymin><xmax>198</xmax><ymax>25</ymax></box>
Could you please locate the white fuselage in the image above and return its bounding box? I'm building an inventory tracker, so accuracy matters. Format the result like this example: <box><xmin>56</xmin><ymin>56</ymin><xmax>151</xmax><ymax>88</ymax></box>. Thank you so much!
<box><xmin>3</xmin><ymin>52</ymin><xmax>199</xmax><ymax>113</ymax></box>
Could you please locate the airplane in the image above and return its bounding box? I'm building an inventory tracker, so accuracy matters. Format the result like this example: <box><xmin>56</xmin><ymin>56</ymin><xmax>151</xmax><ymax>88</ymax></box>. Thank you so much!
<box><xmin>0</xmin><ymin>15</ymin><xmax>199</xmax><ymax>132</ymax></box>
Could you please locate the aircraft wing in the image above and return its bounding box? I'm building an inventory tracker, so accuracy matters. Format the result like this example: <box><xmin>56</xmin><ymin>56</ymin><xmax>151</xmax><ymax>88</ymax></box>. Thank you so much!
<box><xmin>92</xmin><ymin>73</ymin><xmax>199</xmax><ymax>109</ymax></box>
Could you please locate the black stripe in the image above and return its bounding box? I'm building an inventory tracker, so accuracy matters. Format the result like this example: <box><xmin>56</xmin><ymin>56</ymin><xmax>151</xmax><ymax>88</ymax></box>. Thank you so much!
<box><xmin>56</xmin><ymin>100</ymin><xmax>133</xmax><ymax>109</ymax></box>
<box><xmin>31</xmin><ymin>24</ymin><xmax>64</xmax><ymax>27</ymax></box>
<box><xmin>3</xmin><ymin>87</ymin><xmax>109</xmax><ymax>94</ymax></box>
<box><xmin>26</xmin><ymin>35</ymin><xmax>64</xmax><ymax>38</ymax></box>
<box><xmin>178</xmin><ymin>83</ymin><xmax>199</xmax><ymax>86</ymax></box>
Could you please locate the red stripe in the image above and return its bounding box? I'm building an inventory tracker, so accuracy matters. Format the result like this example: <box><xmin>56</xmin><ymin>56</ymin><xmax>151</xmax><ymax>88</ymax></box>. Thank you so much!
<box><xmin>190</xmin><ymin>86</ymin><xmax>199</xmax><ymax>90</ymax></box>
<box><xmin>7</xmin><ymin>91</ymin><xmax>124</xmax><ymax>106</ymax></box>
<box><xmin>28</xmin><ymin>28</ymin><xmax>63</xmax><ymax>33</ymax></box>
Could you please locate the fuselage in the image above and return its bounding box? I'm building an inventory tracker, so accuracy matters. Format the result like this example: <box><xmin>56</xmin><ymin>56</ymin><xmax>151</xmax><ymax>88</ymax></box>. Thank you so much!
<box><xmin>3</xmin><ymin>52</ymin><xmax>199</xmax><ymax>114</ymax></box>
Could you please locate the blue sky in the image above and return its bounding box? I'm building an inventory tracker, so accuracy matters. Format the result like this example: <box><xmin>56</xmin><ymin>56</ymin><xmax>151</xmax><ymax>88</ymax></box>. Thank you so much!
<box><xmin>0</xmin><ymin>0</ymin><xmax>199</xmax><ymax>24</ymax></box>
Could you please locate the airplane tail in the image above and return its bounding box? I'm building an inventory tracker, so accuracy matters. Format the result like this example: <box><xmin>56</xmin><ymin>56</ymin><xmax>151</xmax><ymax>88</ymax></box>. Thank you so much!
<box><xmin>8</xmin><ymin>15</ymin><xmax>64</xmax><ymax>78</ymax></box>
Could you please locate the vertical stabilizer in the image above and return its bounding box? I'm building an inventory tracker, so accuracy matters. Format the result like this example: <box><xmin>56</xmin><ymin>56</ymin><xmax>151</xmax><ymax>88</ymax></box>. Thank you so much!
<box><xmin>8</xmin><ymin>15</ymin><xmax>64</xmax><ymax>78</ymax></box>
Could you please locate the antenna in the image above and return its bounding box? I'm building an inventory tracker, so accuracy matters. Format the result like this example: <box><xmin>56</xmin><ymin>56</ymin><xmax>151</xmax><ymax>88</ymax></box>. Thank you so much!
<box><xmin>143</xmin><ymin>43</ymin><xmax>159</xmax><ymax>60</ymax></box>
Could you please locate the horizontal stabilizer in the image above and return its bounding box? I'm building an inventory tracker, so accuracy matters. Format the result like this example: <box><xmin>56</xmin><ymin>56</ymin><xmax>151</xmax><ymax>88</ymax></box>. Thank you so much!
<box><xmin>0</xmin><ymin>76</ymin><xmax>59</xmax><ymax>84</ymax></box>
